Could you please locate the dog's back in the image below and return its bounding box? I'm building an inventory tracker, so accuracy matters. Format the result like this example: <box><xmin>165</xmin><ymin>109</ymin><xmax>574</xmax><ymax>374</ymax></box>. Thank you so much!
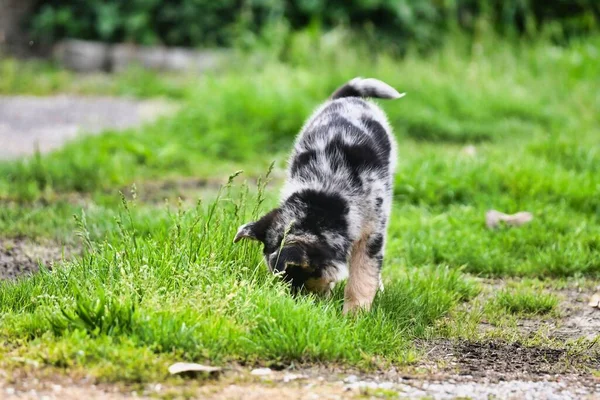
<box><xmin>282</xmin><ymin>78</ymin><xmax>402</xmax><ymax>241</ymax></box>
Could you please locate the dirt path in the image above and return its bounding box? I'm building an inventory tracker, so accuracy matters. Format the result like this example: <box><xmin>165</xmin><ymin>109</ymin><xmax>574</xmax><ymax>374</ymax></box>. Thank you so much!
<box><xmin>2</xmin><ymin>366</ymin><xmax>599</xmax><ymax>399</ymax></box>
<box><xmin>0</xmin><ymin>95</ymin><xmax>175</xmax><ymax>159</ymax></box>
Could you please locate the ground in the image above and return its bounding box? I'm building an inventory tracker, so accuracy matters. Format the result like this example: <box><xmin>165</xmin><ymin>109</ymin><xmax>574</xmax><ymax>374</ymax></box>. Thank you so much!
<box><xmin>0</xmin><ymin>95</ymin><xmax>175</xmax><ymax>158</ymax></box>
<box><xmin>1</xmin><ymin>33</ymin><xmax>600</xmax><ymax>399</ymax></box>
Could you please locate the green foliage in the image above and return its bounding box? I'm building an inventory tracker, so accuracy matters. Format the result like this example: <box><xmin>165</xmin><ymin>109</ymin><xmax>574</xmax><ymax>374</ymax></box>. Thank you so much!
<box><xmin>49</xmin><ymin>291</ymin><xmax>136</xmax><ymax>336</ymax></box>
<box><xmin>28</xmin><ymin>0</ymin><xmax>600</xmax><ymax>49</ymax></box>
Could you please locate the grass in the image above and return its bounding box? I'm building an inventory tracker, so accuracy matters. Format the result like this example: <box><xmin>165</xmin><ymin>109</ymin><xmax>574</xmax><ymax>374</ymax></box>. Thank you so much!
<box><xmin>1</xmin><ymin>30</ymin><xmax>600</xmax><ymax>382</ymax></box>
<box><xmin>490</xmin><ymin>288</ymin><xmax>559</xmax><ymax>316</ymax></box>
<box><xmin>0</xmin><ymin>58</ymin><xmax>190</xmax><ymax>99</ymax></box>
<box><xmin>0</xmin><ymin>179</ymin><xmax>479</xmax><ymax>381</ymax></box>
<box><xmin>486</xmin><ymin>279</ymin><xmax>560</xmax><ymax>317</ymax></box>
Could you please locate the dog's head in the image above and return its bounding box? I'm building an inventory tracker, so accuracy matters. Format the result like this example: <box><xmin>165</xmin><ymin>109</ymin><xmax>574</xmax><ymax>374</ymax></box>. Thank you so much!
<box><xmin>233</xmin><ymin>208</ymin><xmax>338</xmax><ymax>294</ymax></box>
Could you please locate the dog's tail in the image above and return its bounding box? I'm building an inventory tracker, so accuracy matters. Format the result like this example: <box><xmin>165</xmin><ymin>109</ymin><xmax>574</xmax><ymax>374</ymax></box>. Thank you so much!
<box><xmin>330</xmin><ymin>77</ymin><xmax>405</xmax><ymax>100</ymax></box>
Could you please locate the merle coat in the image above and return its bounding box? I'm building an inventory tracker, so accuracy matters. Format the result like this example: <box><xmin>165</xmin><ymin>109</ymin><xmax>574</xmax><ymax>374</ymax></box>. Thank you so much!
<box><xmin>234</xmin><ymin>77</ymin><xmax>403</xmax><ymax>313</ymax></box>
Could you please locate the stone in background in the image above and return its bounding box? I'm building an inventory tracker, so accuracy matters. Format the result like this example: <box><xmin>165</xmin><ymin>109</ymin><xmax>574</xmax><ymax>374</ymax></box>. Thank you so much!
<box><xmin>53</xmin><ymin>39</ymin><xmax>232</xmax><ymax>73</ymax></box>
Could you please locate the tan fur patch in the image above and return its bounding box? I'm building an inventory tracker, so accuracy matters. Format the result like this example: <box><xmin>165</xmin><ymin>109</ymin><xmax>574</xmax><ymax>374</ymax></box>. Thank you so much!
<box><xmin>304</xmin><ymin>277</ymin><xmax>332</xmax><ymax>295</ymax></box>
<box><xmin>343</xmin><ymin>233</ymin><xmax>380</xmax><ymax>314</ymax></box>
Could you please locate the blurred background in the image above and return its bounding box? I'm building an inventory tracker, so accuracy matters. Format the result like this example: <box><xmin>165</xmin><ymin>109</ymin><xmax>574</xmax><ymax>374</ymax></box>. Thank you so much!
<box><xmin>2</xmin><ymin>0</ymin><xmax>599</xmax><ymax>55</ymax></box>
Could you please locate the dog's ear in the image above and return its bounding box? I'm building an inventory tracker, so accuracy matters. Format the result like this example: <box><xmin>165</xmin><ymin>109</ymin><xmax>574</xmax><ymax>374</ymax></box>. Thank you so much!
<box><xmin>272</xmin><ymin>245</ymin><xmax>308</xmax><ymax>273</ymax></box>
<box><xmin>233</xmin><ymin>208</ymin><xmax>280</xmax><ymax>244</ymax></box>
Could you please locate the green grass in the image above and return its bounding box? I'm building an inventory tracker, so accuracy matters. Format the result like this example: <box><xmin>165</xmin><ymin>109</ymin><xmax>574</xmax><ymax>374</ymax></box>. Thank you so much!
<box><xmin>1</xmin><ymin>31</ymin><xmax>600</xmax><ymax>382</ymax></box>
<box><xmin>0</xmin><ymin>58</ymin><xmax>190</xmax><ymax>99</ymax></box>
<box><xmin>0</xmin><ymin>180</ymin><xmax>478</xmax><ymax>381</ymax></box>
<box><xmin>487</xmin><ymin>281</ymin><xmax>560</xmax><ymax>317</ymax></box>
<box><xmin>491</xmin><ymin>288</ymin><xmax>559</xmax><ymax>316</ymax></box>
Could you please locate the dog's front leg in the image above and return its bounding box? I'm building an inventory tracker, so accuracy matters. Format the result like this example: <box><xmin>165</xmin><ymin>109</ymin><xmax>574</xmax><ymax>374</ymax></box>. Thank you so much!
<box><xmin>343</xmin><ymin>233</ymin><xmax>383</xmax><ymax>314</ymax></box>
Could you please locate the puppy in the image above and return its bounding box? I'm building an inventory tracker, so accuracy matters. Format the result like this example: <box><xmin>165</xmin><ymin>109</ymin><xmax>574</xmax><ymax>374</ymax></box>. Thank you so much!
<box><xmin>234</xmin><ymin>77</ymin><xmax>403</xmax><ymax>314</ymax></box>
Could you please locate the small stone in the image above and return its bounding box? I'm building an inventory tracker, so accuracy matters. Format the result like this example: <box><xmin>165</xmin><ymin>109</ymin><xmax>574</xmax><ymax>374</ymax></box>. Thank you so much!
<box><xmin>344</xmin><ymin>374</ymin><xmax>358</xmax><ymax>383</ymax></box>
<box><xmin>588</xmin><ymin>293</ymin><xmax>600</xmax><ymax>308</ymax></box>
<box><xmin>168</xmin><ymin>362</ymin><xmax>222</xmax><ymax>375</ymax></box>
<box><xmin>250</xmin><ymin>367</ymin><xmax>272</xmax><ymax>376</ymax></box>
<box><xmin>462</xmin><ymin>145</ymin><xmax>477</xmax><ymax>157</ymax></box>
<box><xmin>283</xmin><ymin>373</ymin><xmax>307</xmax><ymax>383</ymax></box>
<box><xmin>486</xmin><ymin>209</ymin><xmax>533</xmax><ymax>229</ymax></box>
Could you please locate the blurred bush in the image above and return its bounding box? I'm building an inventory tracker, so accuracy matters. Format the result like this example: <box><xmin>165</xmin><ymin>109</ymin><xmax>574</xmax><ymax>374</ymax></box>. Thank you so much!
<box><xmin>29</xmin><ymin>0</ymin><xmax>599</xmax><ymax>49</ymax></box>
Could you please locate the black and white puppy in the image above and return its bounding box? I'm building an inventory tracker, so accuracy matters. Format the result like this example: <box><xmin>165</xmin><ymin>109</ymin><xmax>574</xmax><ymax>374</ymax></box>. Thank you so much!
<box><xmin>234</xmin><ymin>77</ymin><xmax>403</xmax><ymax>314</ymax></box>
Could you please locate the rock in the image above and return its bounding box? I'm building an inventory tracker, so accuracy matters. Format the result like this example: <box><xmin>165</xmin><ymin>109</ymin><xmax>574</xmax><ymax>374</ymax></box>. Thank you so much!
<box><xmin>190</xmin><ymin>49</ymin><xmax>231</xmax><ymax>72</ymax></box>
<box><xmin>53</xmin><ymin>40</ymin><xmax>109</xmax><ymax>72</ymax></box>
<box><xmin>587</xmin><ymin>293</ymin><xmax>600</xmax><ymax>308</ymax></box>
<box><xmin>282</xmin><ymin>373</ymin><xmax>308</xmax><ymax>383</ymax></box>
<box><xmin>486</xmin><ymin>210</ymin><xmax>533</xmax><ymax>229</ymax></box>
<box><xmin>109</xmin><ymin>44</ymin><xmax>139</xmax><ymax>73</ymax></box>
<box><xmin>250</xmin><ymin>368</ymin><xmax>273</xmax><ymax>376</ymax></box>
<box><xmin>168</xmin><ymin>362</ymin><xmax>222</xmax><ymax>375</ymax></box>
<box><xmin>109</xmin><ymin>43</ymin><xmax>232</xmax><ymax>73</ymax></box>
<box><xmin>137</xmin><ymin>46</ymin><xmax>168</xmax><ymax>70</ymax></box>
<box><xmin>462</xmin><ymin>145</ymin><xmax>477</xmax><ymax>157</ymax></box>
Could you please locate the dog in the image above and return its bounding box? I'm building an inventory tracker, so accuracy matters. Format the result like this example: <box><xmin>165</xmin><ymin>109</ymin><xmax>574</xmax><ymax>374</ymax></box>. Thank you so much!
<box><xmin>234</xmin><ymin>77</ymin><xmax>403</xmax><ymax>314</ymax></box>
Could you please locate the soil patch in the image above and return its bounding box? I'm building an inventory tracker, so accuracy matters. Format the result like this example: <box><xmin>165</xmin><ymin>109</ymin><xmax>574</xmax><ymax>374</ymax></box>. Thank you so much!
<box><xmin>117</xmin><ymin>175</ymin><xmax>284</xmax><ymax>205</ymax></box>
<box><xmin>454</xmin><ymin>341</ymin><xmax>568</xmax><ymax>377</ymax></box>
<box><xmin>471</xmin><ymin>278</ymin><xmax>600</xmax><ymax>342</ymax></box>
<box><xmin>118</xmin><ymin>177</ymin><xmax>223</xmax><ymax>205</ymax></box>
<box><xmin>419</xmin><ymin>339</ymin><xmax>600</xmax><ymax>381</ymax></box>
<box><xmin>0</xmin><ymin>237</ymin><xmax>70</xmax><ymax>280</ymax></box>
<box><xmin>555</xmin><ymin>287</ymin><xmax>600</xmax><ymax>341</ymax></box>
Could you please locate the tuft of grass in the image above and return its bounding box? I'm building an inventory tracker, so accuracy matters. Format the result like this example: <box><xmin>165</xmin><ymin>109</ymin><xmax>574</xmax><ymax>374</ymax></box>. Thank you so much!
<box><xmin>488</xmin><ymin>287</ymin><xmax>559</xmax><ymax>316</ymax></box>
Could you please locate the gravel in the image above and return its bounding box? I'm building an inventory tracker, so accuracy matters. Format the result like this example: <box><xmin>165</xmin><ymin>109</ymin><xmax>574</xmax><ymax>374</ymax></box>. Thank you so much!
<box><xmin>3</xmin><ymin>373</ymin><xmax>598</xmax><ymax>400</ymax></box>
<box><xmin>343</xmin><ymin>376</ymin><xmax>599</xmax><ymax>399</ymax></box>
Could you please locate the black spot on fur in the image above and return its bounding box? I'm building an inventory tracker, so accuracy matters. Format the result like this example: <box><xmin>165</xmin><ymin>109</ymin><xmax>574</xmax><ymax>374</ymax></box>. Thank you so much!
<box><xmin>367</xmin><ymin>234</ymin><xmax>384</xmax><ymax>258</ymax></box>
<box><xmin>325</xmin><ymin>134</ymin><xmax>383</xmax><ymax>188</ymax></box>
<box><xmin>361</xmin><ymin>117</ymin><xmax>390</xmax><ymax>162</ymax></box>
<box><xmin>287</xmin><ymin>189</ymin><xmax>349</xmax><ymax>237</ymax></box>
<box><xmin>375</xmin><ymin>197</ymin><xmax>383</xmax><ymax>209</ymax></box>
<box><xmin>290</xmin><ymin>150</ymin><xmax>317</xmax><ymax>177</ymax></box>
